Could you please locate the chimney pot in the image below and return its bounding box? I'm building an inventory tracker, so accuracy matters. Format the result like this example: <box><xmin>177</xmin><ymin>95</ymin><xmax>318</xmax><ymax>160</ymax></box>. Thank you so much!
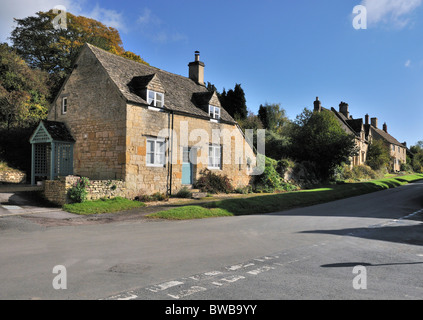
<box><xmin>365</xmin><ymin>114</ymin><xmax>369</xmax><ymax>125</ymax></box>
<box><xmin>371</xmin><ymin>117</ymin><xmax>378</xmax><ymax>128</ymax></box>
<box><xmin>188</xmin><ymin>51</ymin><xmax>205</xmax><ymax>85</ymax></box>
<box><xmin>383</xmin><ymin>122</ymin><xmax>388</xmax><ymax>133</ymax></box>
<box><xmin>313</xmin><ymin>97</ymin><xmax>322</xmax><ymax>112</ymax></box>
<box><xmin>339</xmin><ymin>101</ymin><xmax>349</xmax><ymax>118</ymax></box>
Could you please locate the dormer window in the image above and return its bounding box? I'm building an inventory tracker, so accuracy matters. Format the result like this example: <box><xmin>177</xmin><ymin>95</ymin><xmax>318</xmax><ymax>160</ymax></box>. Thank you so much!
<box><xmin>209</xmin><ymin>105</ymin><xmax>220</xmax><ymax>120</ymax></box>
<box><xmin>147</xmin><ymin>90</ymin><xmax>164</xmax><ymax>108</ymax></box>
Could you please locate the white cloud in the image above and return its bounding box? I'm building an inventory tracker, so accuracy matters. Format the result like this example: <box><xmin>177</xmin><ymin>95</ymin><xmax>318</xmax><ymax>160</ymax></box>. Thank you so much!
<box><xmin>361</xmin><ymin>0</ymin><xmax>422</xmax><ymax>28</ymax></box>
<box><xmin>85</xmin><ymin>4</ymin><xmax>127</xmax><ymax>33</ymax></box>
<box><xmin>136</xmin><ymin>8</ymin><xmax>187</xmax><ymax>44</ymax></box>
<box><xmin>137</xmin><ymin>8</ymin><xmax>161</xmax><ymax>26</ymax></box>
<box><xmin>405</xmin><ymin>59</ymin><xmax>411</xmax><ymax>67</ymax></box>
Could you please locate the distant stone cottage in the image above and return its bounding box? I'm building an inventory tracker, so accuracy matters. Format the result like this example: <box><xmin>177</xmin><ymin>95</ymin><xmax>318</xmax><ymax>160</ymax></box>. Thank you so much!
<box><xmin>30</xmin><ymin>44</ymin><xmax>256</xmax><ymax>198</ymax></box>
<box><xmin>313</xmin><ymin>97</ymin><xmax>407</xmax><ymax>172</ymax></box>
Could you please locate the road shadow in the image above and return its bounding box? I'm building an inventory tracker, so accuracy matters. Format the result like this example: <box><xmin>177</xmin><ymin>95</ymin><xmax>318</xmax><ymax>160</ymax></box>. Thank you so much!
<box><xmin>321</xmin><ymin>261</ymin><xmax>423</xmax><ymax>268</ymax></box>
<box><xmin>301</xmin><ymin>223</ymin><xmax>423</xmax><ymax>247</ymax></box>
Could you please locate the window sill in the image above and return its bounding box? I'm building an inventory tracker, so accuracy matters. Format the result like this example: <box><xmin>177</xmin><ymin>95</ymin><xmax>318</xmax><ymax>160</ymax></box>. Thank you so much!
<box><xmin>146</xmin><ymin>164</ymin><xmax>166</xmax><ymax>168</ymax></box>
<box><xmin>207</xmin><ymin>167</ymin><xmax>221</xmax><ymax>171</ymax></box>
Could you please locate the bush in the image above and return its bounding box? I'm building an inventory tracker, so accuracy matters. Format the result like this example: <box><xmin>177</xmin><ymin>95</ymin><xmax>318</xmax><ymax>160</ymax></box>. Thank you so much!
<box><xmin>254</xmin><ymin>157</ymin><xmax>283</xmax><ymax>193</ymax></box>
<box><xmin>135</xmin><ymin>192</ymin><xmax>169</xmax><ymax>202</ymax></box>
<box><xmin>340</xmin><ymin>164</ymin><xmax>383</xmax><ymax>182</ymax></box>
<box><xmin>175</xmin><ymin>187</ymin><xmax>192</xmax><ymax>198</ymax></box>
<box><xmin>235</xmin><ymin>185</ymin><xmax>253</xmax><ymax>194</ymax></box>
<box><xmin>195</xmin><ymin>169</ymin><xmax>234</xmax><ymax>194</ymax></box>
<box><xmin>68</xmin><ymin>177</ymin><xmax>90</xmax><ymax>203</ymax></box>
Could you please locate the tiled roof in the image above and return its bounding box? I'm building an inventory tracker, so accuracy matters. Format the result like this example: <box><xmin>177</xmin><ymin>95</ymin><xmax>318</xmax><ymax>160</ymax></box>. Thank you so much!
<box><xmin>85</xmin><ymin>44</ymin><xmax>235</xmax><ymax>123</ymax></box>
<box><xmin>42</xmin><ymin>120</ymin><xmax>75</xmax><ymax>142</ymax></box>
<box><xmin>369</xmin><ymin>125</ymin><xmax>405</xmax><ymax>147</ymax></box>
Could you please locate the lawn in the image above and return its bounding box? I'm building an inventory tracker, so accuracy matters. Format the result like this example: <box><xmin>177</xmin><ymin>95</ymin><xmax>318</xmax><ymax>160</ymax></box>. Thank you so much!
<box><xmin>63</xmin><ymin>197</ymin><xmax>145</xmax><ymax>215</ymax></box>
<box><xmin>147</xmin><ymin>173</ymin><xmax>423</xmax><ymax>220</ymax></box>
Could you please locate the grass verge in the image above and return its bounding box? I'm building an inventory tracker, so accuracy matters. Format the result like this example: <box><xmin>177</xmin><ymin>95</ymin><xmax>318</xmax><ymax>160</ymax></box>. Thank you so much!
<box><xmin>147</xmin><ymin>174</ymin><xmax>423</xmax><ymax>220</ymax></box>
<box><xmin>63</xmin><ymin>197</ymin><xmax>145</xmax><ymax>215</ymax></box>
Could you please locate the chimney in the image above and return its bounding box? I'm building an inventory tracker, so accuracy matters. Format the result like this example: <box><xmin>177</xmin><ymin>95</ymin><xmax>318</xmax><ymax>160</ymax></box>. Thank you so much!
<box><xmin>383</xmin><ymin>122</ymin><xmax>388</xmax><ymax>133</ymax></box>
<box><xmin>313</xmin><ymin>97</ymin><xmax>322</xmax><ymax>112</ymax></box>
<box><xmin>188</xmin><ymin>51</ymin><xmax>205</xmax><ymax>85</ymax></box>
<box><xmin>371</xmin><ymin>117</ymin><xmax>378</xmax><ymax>128</ymax></box>
<box><xmin>365</xmin><ymin>114</ymin><xmax>369</xmax><ymax>125</ymax></box>
<box><xmin>339</xmin><ymin>101</ymin><xmax>349</xmax><ymax>118</ymax></box>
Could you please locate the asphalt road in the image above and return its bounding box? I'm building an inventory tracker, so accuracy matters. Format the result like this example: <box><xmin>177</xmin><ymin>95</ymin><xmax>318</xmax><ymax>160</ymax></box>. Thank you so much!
<box><xmin>0</xmin><ymin>181</ymin><xmax>423</xmax><ymax>300</ymax></box>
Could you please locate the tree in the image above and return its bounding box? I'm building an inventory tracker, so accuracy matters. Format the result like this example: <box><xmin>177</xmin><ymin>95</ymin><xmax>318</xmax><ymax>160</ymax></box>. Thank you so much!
<box><xmin>410</xmin><ymin>141</ymin><xmax>423</xmax><ymax>173</ymax></box>
<box><xmin>366</xmin><ymin>139</ymin><xmax>391</xmax><ymax>171</ymax></box>
<box><xmin>0</xmin><ymin>43</ymin><xmax>50</xmax><ymax>129</ymax></box>
<box><xmin>288</xmin><ymin>108</ymin><xmax>358</xmax><ymax>180</ymax></box>
<box><xmin>258</xmin><ymin>103</ymin><xmax>289</xmax><ymax>133</ymax></box>
<box><xmin>10</xmin><ymin>10</ymin><xmax>148</xmax><ymax>97</ymax></box>
<box><xmin>220</xmin><ymin>83</ymin><xmax>248</xmax><ymax>120</ymax></box>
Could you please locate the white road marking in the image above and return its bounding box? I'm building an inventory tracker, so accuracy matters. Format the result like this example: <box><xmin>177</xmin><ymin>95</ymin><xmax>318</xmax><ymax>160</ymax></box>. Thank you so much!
<box><xmin>168</xmin><ymin>286</ymin><xmax>207</xmax><ymax>299</ymax></box>
<box><xmin>146</xmin><ymin>280</ymin><xmax>184</xmax><ymax>293</ymax></box>
<box><xmin>247</xmin><ymin>265</ymin><xmax>275</xmax><ymax>275</ymax></box>
<box><xmin>226</xmin><ymin>263</ymin><xmax>254</xmax><ymax>271</ymax></box>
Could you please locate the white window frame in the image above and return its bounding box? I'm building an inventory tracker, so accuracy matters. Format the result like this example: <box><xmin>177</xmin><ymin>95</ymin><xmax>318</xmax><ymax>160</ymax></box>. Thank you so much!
<box><xmin>208</xmin><ymin>145</ymin><xmax>221</xmax><ymax>170</ymax></box>
<box><xmin>147</xmin><ymin>90</ymin><xmax>164</xmax><ymax>109</ymax></box>
<box><xmin>208</xmin><ymin>105</ymin><xmax>221</xmax><ymax>120</ymax></box>
<box><xmin>62</xmin><ymin>97</ymin><xmax>68</xmax><ymax>114</ymax></box>
<box><xmin>146</xmin><ymin>138</ymin><xmax>166</xmax><ymax>167</ymax></box>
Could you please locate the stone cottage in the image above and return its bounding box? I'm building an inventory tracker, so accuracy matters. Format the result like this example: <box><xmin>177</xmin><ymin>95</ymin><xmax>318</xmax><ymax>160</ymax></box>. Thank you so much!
<box><xmin>363</xmin><ymin>116</ymin><xmax>407</xmax><ymax>172</ymax></box>
<box><xmin>30</xmin><ymin>43</ymin><xmax>256</xmax><ymax>198</ymax></box>
<box><xmin>313</xmin><ymin>97</ymin><xmax>369</xmax><ymax>167</ymax></box>
<box><xmin>313</xmin><ymin>97</ymin><xmax>406</xmax><ymax>171</ymax></box>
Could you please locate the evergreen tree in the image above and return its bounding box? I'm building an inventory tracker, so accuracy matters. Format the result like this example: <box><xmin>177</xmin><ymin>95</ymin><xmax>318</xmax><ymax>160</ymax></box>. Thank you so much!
<box><xmin>220</xmin><ymin>83</ymin><xmax>247</xmax><ymax>120</ymax></box>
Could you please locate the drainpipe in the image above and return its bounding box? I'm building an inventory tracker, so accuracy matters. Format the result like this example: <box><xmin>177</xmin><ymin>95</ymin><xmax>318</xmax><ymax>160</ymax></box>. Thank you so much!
<box><xmin>167</xmin><ymin>110</ymin><xmax>174</xmax><ymax>196</ymax></box>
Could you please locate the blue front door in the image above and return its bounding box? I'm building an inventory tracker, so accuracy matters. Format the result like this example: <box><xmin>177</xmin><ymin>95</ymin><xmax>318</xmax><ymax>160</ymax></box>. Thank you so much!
<box><xmin>182</xmin><ymin>147</ymin><xmax>192</xmax><ymax>185</ymax></box>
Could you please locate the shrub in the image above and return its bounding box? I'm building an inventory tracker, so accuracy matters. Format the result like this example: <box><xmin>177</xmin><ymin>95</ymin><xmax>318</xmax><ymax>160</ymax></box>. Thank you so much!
<box><xmin>340</xmin><ymin>164</ymin><xmax>383</xmax><ymax>182</ymax></box>
<box><xmin>195</xmin><ymin>169</ymin><xmax>234</xmax><ymax>194</ymax></box>
<box><xmin>68</xmin><ymin>177</ymin><xmax>90</xmax><ymax>203</ymax></box>
<box><xmin>175</xmin><ymin>187</ymin><xmax>192</xmax><ymax>198</ymax></box>
<box><xmin>135</xmin><ymin>192</ymin><xmax>169</xmax><ymax>202</ymax></box>
<box><xmin>254</xmin><ymin>157</ymin><xmax>283</xmax><ymax>193</ymax></box>
<box><xmin>235</xmin><ymin>185</ymin><xmax>253</xmax><ymax>194</ymax></box>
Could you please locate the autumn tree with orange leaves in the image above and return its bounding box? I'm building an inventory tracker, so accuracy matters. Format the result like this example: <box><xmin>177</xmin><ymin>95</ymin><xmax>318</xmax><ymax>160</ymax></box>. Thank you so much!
<box><xmin>10</xmin><ymin>10</ymin><xmax>148</xmax><ymax>96</ymax></box>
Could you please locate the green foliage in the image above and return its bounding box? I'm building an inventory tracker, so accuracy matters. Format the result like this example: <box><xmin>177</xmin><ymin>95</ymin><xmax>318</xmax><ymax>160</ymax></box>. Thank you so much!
<box><xmin>147</xmin><ymin>206</ymin><xmax>233</xmax><ymax>220</ymax></box>
<box><xmin>235</xmin><ymin>185</ymin><xmax>253</xmax><ymax>194</ymax></box>
<box><xmin>10</xmin><ymin>10</ymin><xmax>148</xmax><ymax>98</ymax></box>
<box><xmin>175</xmin><ymin>187</ymin><xmax>192</xmax><ymax>198</ymax></box>
<box><xmin>68</xmin><ymin>177</ymin><xmax>90</xmax><ymax>203</ymax></box>
<box><xmin>0</xmin><ymin>43</ymin><xmax>50</xmax><ymax>129</ymax></box>
<box><xmin>288</xmin><ymin>109</ymin><xmax>358</xmax><ymax>180</ymax></box>
<box><xmin>366</xmin><ymin>139</ymin><xmax>391</xmax><ymax>171</ymax></box>
<box><xmin>195</xmin><ymin>169</ymin><xmax>234</xmax><ymax>194</ymax></box>
<box><xmin>264</xmin><ymin>130</ymin><xmax>291</xmax><ymax>160</ymax></box>
<box><xmin>63</xmin><ymin>197</ymin><xmax>145</xmax><ymax>215</ymax></box>
<box><xmin>254</xmin><ymin>157</ymin><xmax>298</xmax><ymax>193</ymax></box>
<box><xmin>220</xmin><ymin>84</ymin><xmax>248</xmax><ymax>120</ymax></box>
<box><xmin>410</xmin><ymin>141</ymin><xmax>423</xmax><ymax>173</ymax></box>
<box><xmin>258</xmin><ymin>103</ymin><xmax>289</xmax><ymax>133</ymax></box>
<box><xmin>341</xmin><ymin>164</ymin><xmax>383</xmax><ymax>182</ymax></box>
<box><xmin>135</xmin><ymin>192</ymin><xmax>169</xmax><ymax>202</ymax></box>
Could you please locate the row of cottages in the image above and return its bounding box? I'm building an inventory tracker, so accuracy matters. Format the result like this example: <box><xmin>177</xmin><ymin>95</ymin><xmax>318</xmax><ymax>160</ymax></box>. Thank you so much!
<box><xmin>313</xmin><ymin>97</ymin><xmax>407</xmax><ymax>172</ymax></box>
<box><xmin>29</xmin><ymin>44</ymin><xmax>256</xmax><ymax>198</ymax></box>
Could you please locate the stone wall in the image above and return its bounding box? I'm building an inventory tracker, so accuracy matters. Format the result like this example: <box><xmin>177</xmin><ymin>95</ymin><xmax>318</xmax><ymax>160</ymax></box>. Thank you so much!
<box><xmin>47</xmin><ymin>47</ymin><xmax>127</xmax><ymax>181</ymax></box>
<box><xmin>0</xmin><ymin>170</ymin><xmax>26</xmax><ymax>184</ymax></box>
<box><xmin>43</xmin><ymin>176</ymin><xmax>127</xmax><ymax>205</ymax></box>
<box><xmin>125</xmin><ymin>104</ymin><xmax>256</xmax><ymax>198</ymax></box>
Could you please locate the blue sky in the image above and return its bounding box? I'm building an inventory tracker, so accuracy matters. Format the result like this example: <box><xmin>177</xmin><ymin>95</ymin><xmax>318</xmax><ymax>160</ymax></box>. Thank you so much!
<box><xmin>1</xmin><ymin>0</ymin><xmax>422</xmax><ymax>145</ymax></box>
